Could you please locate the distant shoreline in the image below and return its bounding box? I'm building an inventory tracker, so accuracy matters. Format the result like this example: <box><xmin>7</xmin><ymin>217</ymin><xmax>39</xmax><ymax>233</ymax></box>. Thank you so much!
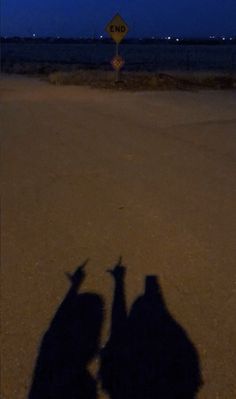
<box><xmin>1</xmin><ymin>36</ymin><xmax>236</xmax><ymax>45</ymax></box>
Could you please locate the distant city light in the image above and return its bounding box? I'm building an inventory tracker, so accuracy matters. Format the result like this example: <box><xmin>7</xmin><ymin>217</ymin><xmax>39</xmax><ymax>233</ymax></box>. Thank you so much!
<box><xmin>33</xmin><ymin>33</ymin><xmax>36</xmax><ymax>37</ymax></box>
<box><xmin>168</xmin><ymin>36</ymin><xmax>171</xmax><ymax>40</ymax></box>
<box><xmin>222</xmin><ymin>37</ymin><xmax>225</xmax><ymax>40</ymax></box>
<box><xmin>176</xmin><ymin>38</ymin><xmax>179</xmax><ymax>42</ymax></box>
<box><xmin>100</xmin><ymin>35</ymin><xmax>103</xmax><ymax>39</ymax></box>
<box><xmin>230</xmin><ymin>37</ymin><xmax>233</xmax><ymax>40</ymax></box>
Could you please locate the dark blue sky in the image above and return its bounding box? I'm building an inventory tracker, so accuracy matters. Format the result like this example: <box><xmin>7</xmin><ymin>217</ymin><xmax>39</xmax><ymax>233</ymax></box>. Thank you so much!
<box><xmin>1</xmin><ymin>0</ymin><xmax>236</xmax><ymax>38</ymax></box>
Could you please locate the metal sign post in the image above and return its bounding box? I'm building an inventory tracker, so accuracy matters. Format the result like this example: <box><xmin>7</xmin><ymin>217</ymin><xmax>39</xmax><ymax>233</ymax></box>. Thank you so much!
<box><xmin>116</xmin><ymin>42</ymin><xmax>120</xmax><ymax>82</ymax></box>
<box><xmin>105</xmin><ymin>13</ymin><xmax>129</xmax><ymax>82</ymax></box>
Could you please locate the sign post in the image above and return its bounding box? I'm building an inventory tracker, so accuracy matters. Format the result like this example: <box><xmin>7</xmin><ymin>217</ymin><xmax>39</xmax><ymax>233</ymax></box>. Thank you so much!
<box><xmin>106</xmin><ymin>14</ymin><xmax>129</xmax><ymax>82</ymax></box>
<box><xmin>116</xmin><ymin>42</ymin><xmax>119</xmax><ymax>82</ymax></box>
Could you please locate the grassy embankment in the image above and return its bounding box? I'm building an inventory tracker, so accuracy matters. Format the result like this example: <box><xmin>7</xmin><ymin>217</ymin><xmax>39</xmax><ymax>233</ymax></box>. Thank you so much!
<box><xmin>2</xmin><ymin>62</ymin><xmax>236</xmax><ymax>90</ymax></box>
<box><xmin>49</xmin><ymin>70</ymin><xmax>236</xmax><ymax>90</ymax></box>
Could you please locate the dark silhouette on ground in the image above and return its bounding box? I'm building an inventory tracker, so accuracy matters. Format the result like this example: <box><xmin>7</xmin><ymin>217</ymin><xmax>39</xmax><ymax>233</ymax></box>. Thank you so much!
<box><xmin>28</xmin><ymin>261</ymin><xmax>104</xmax><ymax>399</ymax></box>
<box><xmin>29</xmin><ymin>258</ymin><xmax>202</xmax><ymax>399</ymax></box>
<box><xmin>100</xmin><ymin>258</ymin><xmax>203</xmax><ymax>399</ymax></box>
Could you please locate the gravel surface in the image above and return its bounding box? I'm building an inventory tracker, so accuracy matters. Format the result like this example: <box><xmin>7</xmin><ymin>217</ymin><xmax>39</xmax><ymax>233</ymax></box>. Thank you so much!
<box><xmin>1</xmin><ymin>74</ymin><xmax>236</xmax><ymax>399</ymax></box>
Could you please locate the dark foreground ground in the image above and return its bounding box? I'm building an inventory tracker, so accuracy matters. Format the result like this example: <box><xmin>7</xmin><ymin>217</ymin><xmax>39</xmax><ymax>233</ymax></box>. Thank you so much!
<box><xmin>1</xmin><ymin>75</ymin><xmax>236</xmax><ymax>399</ymax></box>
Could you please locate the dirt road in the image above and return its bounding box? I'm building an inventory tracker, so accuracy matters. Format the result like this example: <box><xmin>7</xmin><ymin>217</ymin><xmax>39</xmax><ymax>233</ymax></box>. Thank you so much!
<box><xmin>1</xmin><ymin>75</ymin><xmax>236</xmax><ymax>399</ymax></box>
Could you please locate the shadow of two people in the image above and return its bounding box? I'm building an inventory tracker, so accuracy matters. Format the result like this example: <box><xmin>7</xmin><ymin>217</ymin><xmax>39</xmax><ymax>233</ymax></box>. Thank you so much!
<box><xmin>28</xmin><ymin>259</ymin><xmax>202</xmax><ymax>399</ymax></box>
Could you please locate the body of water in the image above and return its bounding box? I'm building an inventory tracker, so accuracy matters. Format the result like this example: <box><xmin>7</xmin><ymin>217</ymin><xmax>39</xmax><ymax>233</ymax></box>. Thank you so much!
<box><xmin>2</xmin><ymin>42</ymin><xmax>236</xmax><ymax>72</ymax></box>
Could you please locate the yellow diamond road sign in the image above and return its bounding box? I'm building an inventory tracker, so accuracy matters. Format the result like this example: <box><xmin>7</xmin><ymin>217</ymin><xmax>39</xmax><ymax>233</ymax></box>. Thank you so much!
<box><xmin>106</xmin><ymin>14</ymin><xmax>129</xmax><ymax>44</ymax></box>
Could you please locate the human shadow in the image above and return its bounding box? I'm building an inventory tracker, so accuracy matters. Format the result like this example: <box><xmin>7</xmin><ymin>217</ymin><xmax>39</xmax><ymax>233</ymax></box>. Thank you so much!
<box><xmin>28</xmin><ymin>261</ymin><xmax>104</xmax><ymax>399</ymax></box>
<box><xmin>99</xmin><ymin>258</ymin><xmax>203</xmax><ymax>399</ymax></box>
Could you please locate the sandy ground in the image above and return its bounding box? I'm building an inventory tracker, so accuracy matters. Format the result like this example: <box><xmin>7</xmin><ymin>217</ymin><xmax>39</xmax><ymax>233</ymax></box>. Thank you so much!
<box><xmin>1</xmin><ymin>74</ymin><xmax>236</xmax><ymax>399</ymax></box>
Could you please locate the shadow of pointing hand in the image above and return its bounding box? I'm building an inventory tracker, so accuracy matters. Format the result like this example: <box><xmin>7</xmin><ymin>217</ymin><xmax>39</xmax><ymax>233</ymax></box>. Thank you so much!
<box><xmin>65</xmin><ymin>259</ymin><xmax>89</xmax><ymax>287</ymax></box>
<box><xmin>107</xmin><ymin>257</ymin><xmax>126</xmax><ymax>280</ymax></box>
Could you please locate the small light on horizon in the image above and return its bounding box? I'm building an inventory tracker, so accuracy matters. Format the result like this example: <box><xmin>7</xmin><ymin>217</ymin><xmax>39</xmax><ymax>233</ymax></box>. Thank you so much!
<box><xmin>33</xmin><ymin>33</ymin><xmax>36</xmax><ymax>38</ymax></box>
<box><xmin>100</xmin><ymin>35</ymin><xmax>103</xmax><ymax>39</ymax></box>
<box><xmin>168</xmin><ymin>36</ymin><xmax>171</xmax><ymax>40</ymax></box>
<box><xmin>176</xmin><ymin>38</ymin><xmax>179</xmax><ymax>42</ymax></box>
<box><xmin>222</xmin><ymin>37</ymin><xmax>225</xmax><ymax>40</ymax></box>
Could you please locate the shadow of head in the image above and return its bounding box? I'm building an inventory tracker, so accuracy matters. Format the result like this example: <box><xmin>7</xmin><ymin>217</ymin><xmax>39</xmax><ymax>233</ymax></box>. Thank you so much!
<box><xmin>100</xmin><ymin>271</ymin><xmax>203</xmax><ymax>399</ymax></box>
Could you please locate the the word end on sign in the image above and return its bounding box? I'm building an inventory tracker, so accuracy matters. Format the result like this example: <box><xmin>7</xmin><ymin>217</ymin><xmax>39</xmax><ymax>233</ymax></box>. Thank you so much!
<box><xmin>106</xmin><ymin>13</ymin><xmax>129</xmax><ymax>44</ymax></box>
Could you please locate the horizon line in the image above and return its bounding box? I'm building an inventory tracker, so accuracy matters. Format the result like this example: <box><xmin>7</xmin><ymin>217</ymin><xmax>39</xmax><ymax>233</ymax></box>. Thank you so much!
<box><xmin>1</xmin><ymin>35</ymin><xmax>236</xmax><ymax>40</ymax></box>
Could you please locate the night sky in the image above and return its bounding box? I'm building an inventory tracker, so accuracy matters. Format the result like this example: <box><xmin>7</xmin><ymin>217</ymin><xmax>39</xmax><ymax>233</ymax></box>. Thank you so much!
<box><xmin>1</xmin><ymin>0</ymin><xmax>236</xmax><ymax>38</ymax></box>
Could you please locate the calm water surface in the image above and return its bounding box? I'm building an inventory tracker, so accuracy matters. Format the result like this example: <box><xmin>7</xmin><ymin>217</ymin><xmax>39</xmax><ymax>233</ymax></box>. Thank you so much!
<box><xmin>2</xmin><ymin>43</ymin><xmax>236</xmax><ymax>71</ymax></box>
